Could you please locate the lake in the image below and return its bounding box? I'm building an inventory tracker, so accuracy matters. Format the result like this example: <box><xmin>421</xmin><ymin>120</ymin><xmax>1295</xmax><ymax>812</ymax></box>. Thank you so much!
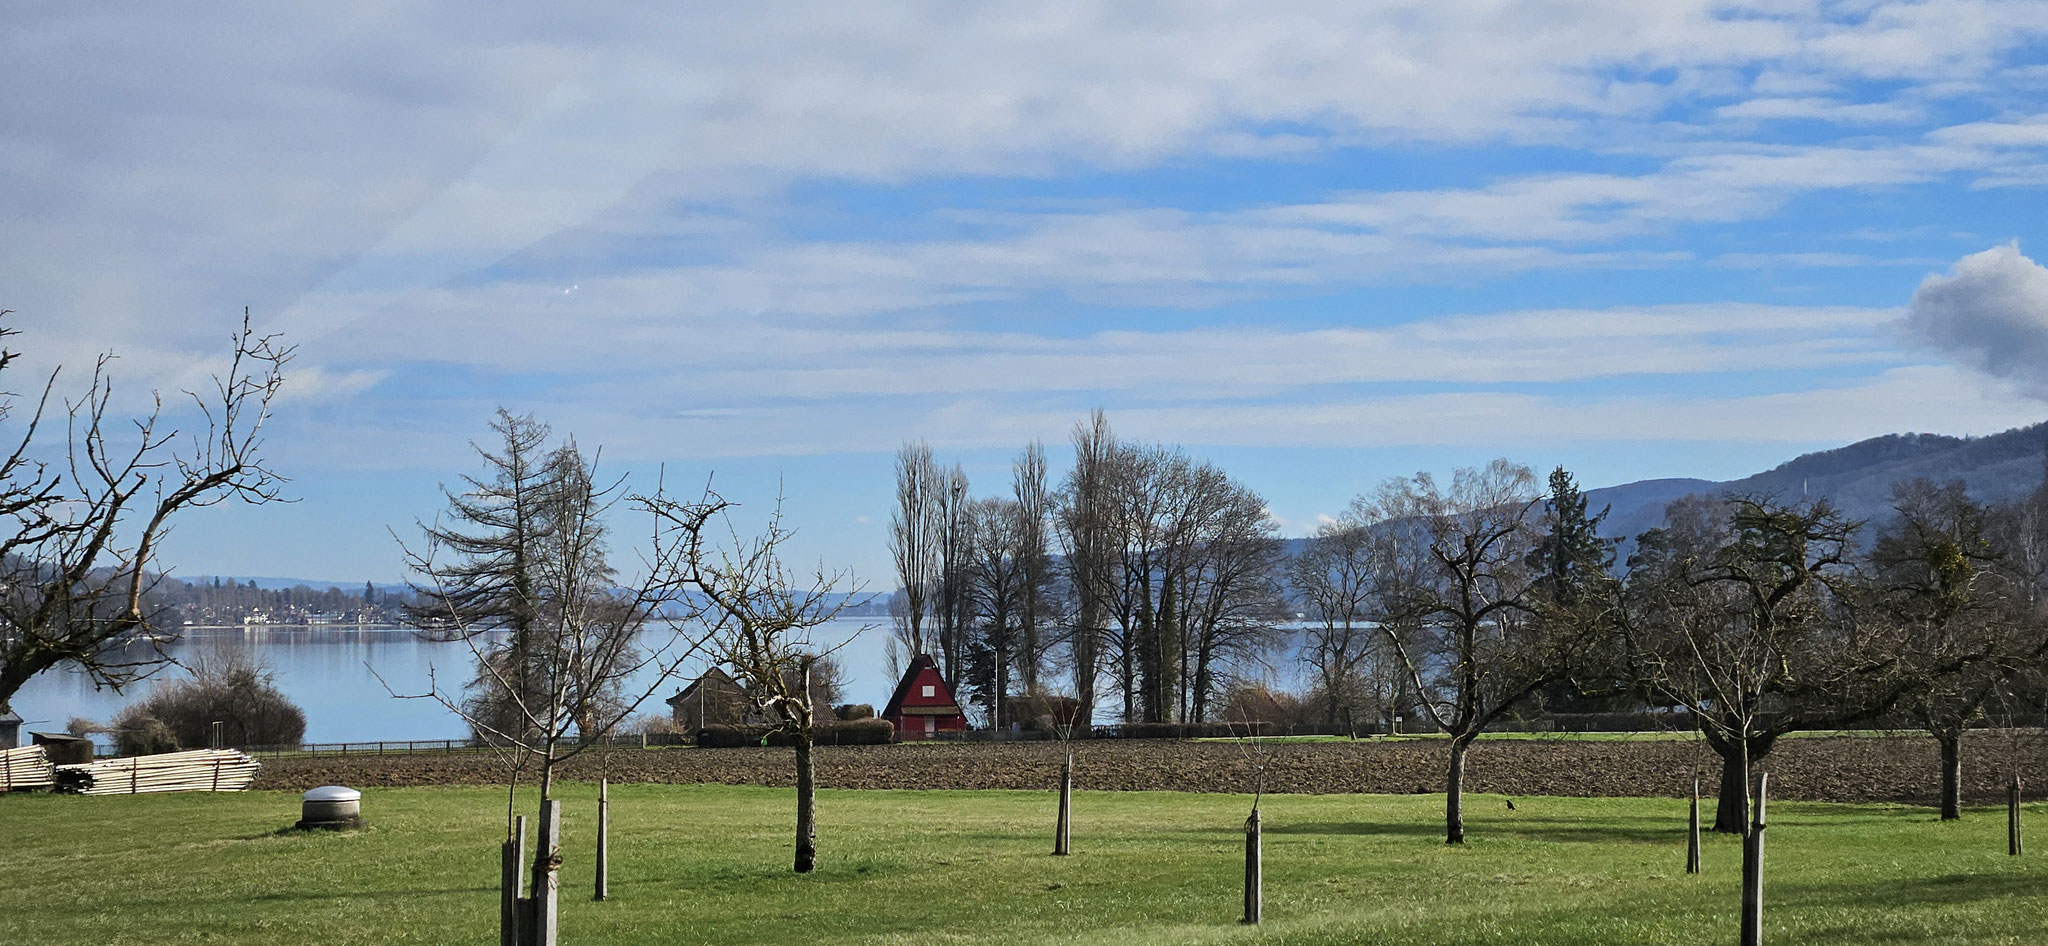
<box><xmin>10</xmin><ymin>618</ymin><xmax>894</xmax><ymax>744</ymax></box>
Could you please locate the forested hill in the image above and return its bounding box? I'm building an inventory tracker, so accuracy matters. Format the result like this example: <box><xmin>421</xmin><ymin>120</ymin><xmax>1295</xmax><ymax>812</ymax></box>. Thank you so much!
<box><xmin>1585</xmin><ymin>418</ymin><xmax>2048</xmax><ymax>544</ymax></box>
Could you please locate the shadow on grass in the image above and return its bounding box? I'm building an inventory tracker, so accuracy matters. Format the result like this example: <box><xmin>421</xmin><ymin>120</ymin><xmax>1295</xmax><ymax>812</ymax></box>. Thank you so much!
<box><xmin>1780</xmin><ymin>871</ymin><xmax>2043</xmax><ymax>910</ymax></box>
<box><xmin>1267</xmin><ymin>813</ymin><xmax>1695</xmax><ymax>846</ymax></box>
<box><xmin>240</xmin><ymin>885</ymin><xmax>494</xmax><ymax>903</ymax></box>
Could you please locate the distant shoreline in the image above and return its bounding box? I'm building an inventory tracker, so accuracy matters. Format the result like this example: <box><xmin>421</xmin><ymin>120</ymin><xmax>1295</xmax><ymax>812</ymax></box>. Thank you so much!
<box><xmin>178</xmin><ymin>623</ymin><xmax>418</xmax><ymax>632</ymax></box>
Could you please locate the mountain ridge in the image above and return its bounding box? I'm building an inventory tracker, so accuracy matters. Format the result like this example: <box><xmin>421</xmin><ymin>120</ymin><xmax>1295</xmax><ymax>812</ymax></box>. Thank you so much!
<box><xmin>1586</xmin><ymin>419</ymin><xmax>2048</xmax><ymax>544</ymax></box>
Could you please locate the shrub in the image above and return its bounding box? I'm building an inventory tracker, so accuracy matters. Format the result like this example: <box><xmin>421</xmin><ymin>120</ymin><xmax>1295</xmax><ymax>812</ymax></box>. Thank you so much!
<box><xmin>834</xmin><ymin>703</ymin><xmax>875</xmax><ymax>721</ymax></box>
<box><xmin>697</xmin><ymin>718</ymin><xmax>894</xmax><ymax>748</ymax></box>
<box><xmin>818</xmin><ymin>718</ymin><xmax>893</xmax><ymax>745</ymax></box>
<box><xmin>123</xmin><ymin>648</ymin><xmax>307</xmax><ymax>749</ymax></box>
<box><xmin>109</xmin><ymin>709</ymin><xmax>180</xmax><ymax>755</ymax></box>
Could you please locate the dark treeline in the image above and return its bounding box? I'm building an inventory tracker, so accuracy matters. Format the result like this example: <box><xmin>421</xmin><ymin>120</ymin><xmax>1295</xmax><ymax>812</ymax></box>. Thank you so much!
<box><xmin>891</xmin><ymin>411</ymin><xmax>2048</xmax><ymax>844</ymax></box>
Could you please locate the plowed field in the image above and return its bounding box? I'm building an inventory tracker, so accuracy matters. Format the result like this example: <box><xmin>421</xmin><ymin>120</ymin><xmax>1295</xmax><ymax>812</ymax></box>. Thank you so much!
<box><xmin>251</xmin><ymin>733</ymin><xmax>2048</xmax><ymax>804</ymax></box>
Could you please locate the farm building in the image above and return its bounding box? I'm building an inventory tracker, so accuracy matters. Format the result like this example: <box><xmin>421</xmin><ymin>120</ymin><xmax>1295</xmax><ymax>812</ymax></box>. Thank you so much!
<box><xmin>665</xmin><ymin>668</ymin><xmax>752</xmax><ymax>730</ymax></box>
<box><xmin>882</xmin><ymin>654</ymin><xmax>967</xmax><ymax>740</ymax></box>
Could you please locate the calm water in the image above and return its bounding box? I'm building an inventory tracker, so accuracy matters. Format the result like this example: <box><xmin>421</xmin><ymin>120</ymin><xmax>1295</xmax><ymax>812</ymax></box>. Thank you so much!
<box><xmin>11</xmin><ymin>618</ymin><xmax>892</xmax><ymax>744</ymax></box>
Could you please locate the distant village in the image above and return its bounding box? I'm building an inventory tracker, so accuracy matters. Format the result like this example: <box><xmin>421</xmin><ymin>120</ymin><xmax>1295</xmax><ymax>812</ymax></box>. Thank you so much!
<box><xmin>150</xmin><ymin>577</ymin><xmax>418</xmax><ymax>629</ymax></box>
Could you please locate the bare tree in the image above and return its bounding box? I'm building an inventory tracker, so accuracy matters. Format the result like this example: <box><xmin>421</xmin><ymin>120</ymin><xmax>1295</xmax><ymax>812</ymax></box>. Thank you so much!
<box><xmin>963</xmin><ymin>497</ymin><xmax>1028</xmax><ymax>727</ymax></box>
<box><xmin>1293</xmin><ymin>521</ymin><xmax>1386</xmax><ymax>730</ymax></box>
<box><xmin>666</xmin><ymin>496</ymin><xmax>866</xmax><ymax>874</ymax></box>
<box><xmin>1052</xmin><ymin>420</ymin><xmax>1283</xmax><ymax>726</ymax></box>
<box><xmin>889</xmin><ymin>441</ymin><xmax>940</xmax><ymax>676</ymax></box>
<box><xmin>936</xmin><ymin>463</ymin><xmax>971</xmax><ymax>686</ymax></box>
<box><xmin>1361</xmin><ymin>460</ymin><xmax>1554</xmax><ymax>845</ymax></box>
<box><xmin>1013</xmin><ymin>441</ymin><xmax>1053</xmax><ymax>696</ymax></box>
<box><xmin>1871</xmin><ymin>479</ymin><xmax>2038</xmax><ymax>820</ymax></box>
<box><xmin>398</xmin><ymin>441</ymin><xmax>725</xmax><ymax>939</ymax></box>
<box><xmin>0</xmin><ymin>310</ymin><xmax>290</xmax><ymax>713</ymax></box>
<box><xmin>1055</xmin><ymin>410</ymin><xmax>1116</xmax><ymax>729</ymax></box>
<box><xmin>1622</xmin><ymin>495</ymin><xmax>1895</xmax><ymax>833</ymax></box>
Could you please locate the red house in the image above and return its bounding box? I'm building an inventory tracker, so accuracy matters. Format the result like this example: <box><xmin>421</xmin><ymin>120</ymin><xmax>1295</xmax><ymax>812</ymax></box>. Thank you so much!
<box><xmin>882</xmin><ymin>654</ymin><xmax>967</xmax><ymax>740</ymax></box>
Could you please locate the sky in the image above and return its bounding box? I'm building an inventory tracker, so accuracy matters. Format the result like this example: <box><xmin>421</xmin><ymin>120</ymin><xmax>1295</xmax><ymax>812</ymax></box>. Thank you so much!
<box><xmin>6</xmin><ymin>2</ymin><xmax>2048</xmax><ymax>587</ymax></box>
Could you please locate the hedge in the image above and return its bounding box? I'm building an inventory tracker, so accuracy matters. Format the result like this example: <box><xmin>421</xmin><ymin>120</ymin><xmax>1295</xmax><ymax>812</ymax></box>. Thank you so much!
<box><xmin>697</xmin><ymin>718</ymin><xmax>894</xmax><ymax>748</ymax></box>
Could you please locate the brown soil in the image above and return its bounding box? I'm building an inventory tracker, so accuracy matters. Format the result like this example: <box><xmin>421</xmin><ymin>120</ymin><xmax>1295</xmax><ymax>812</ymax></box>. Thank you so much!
<box><xmin>251</xmin><ymin>733</ymin><xmax>2048</xmax><ymax>805</ymax></box>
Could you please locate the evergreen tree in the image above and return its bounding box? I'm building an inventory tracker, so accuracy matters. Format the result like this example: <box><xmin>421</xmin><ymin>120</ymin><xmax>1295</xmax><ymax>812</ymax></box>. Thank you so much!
<box><xmin>1528</xmin><ymin>467</ymin><xmax>1618</xmax><ymax>604</ymax></box>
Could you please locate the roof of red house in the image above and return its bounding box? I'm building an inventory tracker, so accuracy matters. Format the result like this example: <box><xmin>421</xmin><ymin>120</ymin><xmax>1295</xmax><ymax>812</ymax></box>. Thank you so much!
<box><xmin>881</xmin><ymin>653</ymin><xmax>964</xmax><ymax>719</ymax></box>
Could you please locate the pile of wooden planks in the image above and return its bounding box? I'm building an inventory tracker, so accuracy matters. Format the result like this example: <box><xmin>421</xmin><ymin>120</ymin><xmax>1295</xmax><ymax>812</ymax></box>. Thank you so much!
<box><xmin>2</xmin><ymin>745</ymin><xmax>56</xmax><ymax>791</ymax></box>
<box><xmin>55</xmin><ymin>748</ymin><xmax>259</xmax><ymax>795</ymax></box>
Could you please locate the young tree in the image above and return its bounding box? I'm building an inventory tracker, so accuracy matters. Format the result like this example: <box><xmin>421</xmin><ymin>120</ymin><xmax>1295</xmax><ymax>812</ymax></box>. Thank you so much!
<box><xmin>400</xmin><ymin>427</ymin><xmax>725</xmax><ymax>939</ymax></box>
<box><xmin>1362</xmin><ymin>460</ymin><xmax>1555</xmax><ymax>844</ymax></box>
<box><xmin>0</xmin><ymin>310</ymin><xmax>290</xmax><ymax>714</ymax></box>
<box><xmin>669</xmin><ymin>498</ymin><xmax>866</xmax><ymax>874</ymax></box>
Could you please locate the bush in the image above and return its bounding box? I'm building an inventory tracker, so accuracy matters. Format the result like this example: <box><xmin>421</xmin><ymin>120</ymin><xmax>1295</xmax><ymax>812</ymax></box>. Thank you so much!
<box><xmin>818</xmin><ymin>718</ymin><xmax>893</xmax><ymax>745</ymax></box>
<box><xmin>121</xmin><ymin>648</ymin><xmax>307</xmax><ymax>749</ymax></box>
<box><xmin>109</xmin><ymin>709</ymin><xmax>180</xmax><ymax>755</ymax></box>
<box><xmin>697</xmin><ymin>718</ymin><xmax>894</xmax><ymax>748</ymax></box>
<box><xmin>834</xmin><ymin>703</ymin><xmax>875</xmax><ymax>721</ymax></box>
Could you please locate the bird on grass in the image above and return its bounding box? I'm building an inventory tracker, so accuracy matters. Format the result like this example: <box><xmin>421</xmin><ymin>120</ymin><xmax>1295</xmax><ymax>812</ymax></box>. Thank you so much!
<box><xmin>1505</xmin><ymin>799</ymin><xmax>1517</xmax><ymax>811</ymax></box>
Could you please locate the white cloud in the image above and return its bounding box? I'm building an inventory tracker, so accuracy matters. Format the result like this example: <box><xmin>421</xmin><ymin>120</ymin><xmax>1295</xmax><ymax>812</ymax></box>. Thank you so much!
<box><xmin>1904</xmin><ymin>243</ymin><xmax>2048</xmax><ymax>397</ymax></box>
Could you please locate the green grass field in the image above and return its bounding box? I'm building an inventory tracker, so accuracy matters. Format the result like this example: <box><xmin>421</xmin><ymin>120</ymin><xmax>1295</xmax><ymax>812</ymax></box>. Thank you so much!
<box><xmin>3</xmin><ymin>783</ymin><xmax>2043</xmax><ymax>945</ymax></box>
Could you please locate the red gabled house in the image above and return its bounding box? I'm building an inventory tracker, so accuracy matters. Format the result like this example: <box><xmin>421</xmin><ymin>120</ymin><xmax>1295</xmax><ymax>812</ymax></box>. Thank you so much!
<box><xmin>882</xmin><ymin>653</ymin><xmax>967</xmax><ymax>740</ymax></box>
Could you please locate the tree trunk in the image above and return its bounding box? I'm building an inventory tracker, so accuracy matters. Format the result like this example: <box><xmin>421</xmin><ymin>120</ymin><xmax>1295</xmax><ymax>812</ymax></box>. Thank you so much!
<box><xmin>1938</xmin><ymin>732</ymin><xmax>1962</xmax><ymax>821</ymax></box>
<box><xmin>528</xmin><ymin>798</ymin><xmax>561</xmax><ymax>946</ymax></box>
<box><xmin>1686</xmin><ymin>776</ymin><xmax>1702</xmax><ymax>874</ymax></box>
<box><xmin>594</xmin><ymin>779</ymin><xmax>609</xmax><ymax>901</ymax></box>
<box><xmin>794</xmin><ymin>737</ymin><xmax>817</xmax><ymax>873</ymax></box>
<box><xmin>1740</xmin><ymin>774</ymin><xmax>1768</xmax><ymax>946</ymax></box>
<box><xmin>1446</xmin><ymin>738</ymin><xmax>1468</xmax><ymax>845</ymax></box>
<box><xmin>502</xmin><ymin>815</ymin><xmax>525</xmax><ymax>946</ymax></box>
<box><xmin>1242</xmin><ymin>807</ymin><xmax>1262</xmax><ymax>925</ymax></box>
<box><xmin>1703</xmin><ymin>727</ymin><xmax>1779</xmax><ymax>835</ymax></box>
<box><xmin>1054</xmin><ymin>752</ymin><xmax>1072</xmax><ymax>856</ymax></box>
<box><xmin>1715</xmin><ymin>749</ymin><xmax>1748</xmax><ymax>835</ymax></box>
<box><xmin>2011</xmin><ymin>775</ymin><xmax>2024</xmax><ymax>857</ymax></box>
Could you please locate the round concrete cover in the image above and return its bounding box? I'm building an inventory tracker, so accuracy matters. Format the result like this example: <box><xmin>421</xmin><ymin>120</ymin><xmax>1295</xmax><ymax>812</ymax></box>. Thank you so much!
<box><xmin>304</xmin><ymin>785</ymin><xmax>361</xmax><ymax>802</ymax></box>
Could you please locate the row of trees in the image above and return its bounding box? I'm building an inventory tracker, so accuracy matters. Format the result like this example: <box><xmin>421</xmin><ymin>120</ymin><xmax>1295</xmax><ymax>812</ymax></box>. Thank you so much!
<box><xmin>891</xmin><ymin>412</ymin><xmax>1288</xmax><ymax>731</ymax></box>
<box><xmin>1291</xmin><ymin>461</ymin><xmax>2048</xmax><ymax>842</ymax></box>
<box><xmin>891</xmin><ymin>412</ymin><xmax>2048</xmax><ymax>846</ymax></box>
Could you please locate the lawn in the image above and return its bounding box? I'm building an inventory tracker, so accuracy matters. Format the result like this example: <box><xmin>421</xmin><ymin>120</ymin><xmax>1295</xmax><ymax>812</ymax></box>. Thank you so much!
<box><xmin>2</xmin><ymin>783</ymin><xmax>2043</xmax><ymax>945</ymax></box>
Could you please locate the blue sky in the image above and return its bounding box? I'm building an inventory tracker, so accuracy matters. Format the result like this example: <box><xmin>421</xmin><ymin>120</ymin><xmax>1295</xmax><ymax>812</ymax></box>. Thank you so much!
<box><xmin>6</xmin><ymin>2</ymin><xmax>2048</xmax><ymax>586</ymax></box>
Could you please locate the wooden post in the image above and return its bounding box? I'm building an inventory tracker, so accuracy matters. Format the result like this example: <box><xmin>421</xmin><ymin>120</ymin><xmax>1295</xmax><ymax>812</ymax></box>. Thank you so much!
<box><xmin>210</xmin><ymin>720</ymin><xmax>224</xmax><ymax>749</ymax></box>
<box><xmin>2010</xmin><ymin>774</ymin><xmax>2023</xmax><ymax>857</ymax></box>
<box><xmin>1686</xmin><ymin>775</ymin><xmax>1702</xmax><ymax>874</ymax></box>
<box><xmin>595</xmin><ymin>779</ymin><xmax>610</xmax><ymax>901</ymax></box>
<box><xmin>502</xmin><ymin>815</ymin><xmax>525</xmax><ymax>946</ymax></box>
<box><xmin>1740</xmin><ymin>773</ymin><xmax>1768</xmax><ymax>946</ymax></box>
<box><xmin>1242</xmin><ymin>807</ymin><xmax>1262</xmax><ymax>925</ymax></box>
<box><xmin>530</xmin><ymin>799</ymin><xmax>561</xmax><ymax>946</ymax></box>
<box><xmin>1054</xmin><ymin>756</ymin><xmax>1073</xmax><ymax>856</ymax></box>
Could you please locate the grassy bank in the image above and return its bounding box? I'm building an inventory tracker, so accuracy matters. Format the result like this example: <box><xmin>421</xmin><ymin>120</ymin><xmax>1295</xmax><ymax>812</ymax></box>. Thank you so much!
<box><xmin>3</xmin><ymin>783</ymin><xmax>2043</xmax><ymax>945</ymax></box>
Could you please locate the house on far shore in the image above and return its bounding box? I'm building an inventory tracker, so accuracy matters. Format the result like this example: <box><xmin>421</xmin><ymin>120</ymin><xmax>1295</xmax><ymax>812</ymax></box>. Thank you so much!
<box><xmin>882</xmin><ymin>653</ymin><xmax>967</xmax><ymax>740</ymax></box>
<box><xmin>666</xmin><ymin>668</ymin><xmax>751</xmax><ymax>730</ymax></box>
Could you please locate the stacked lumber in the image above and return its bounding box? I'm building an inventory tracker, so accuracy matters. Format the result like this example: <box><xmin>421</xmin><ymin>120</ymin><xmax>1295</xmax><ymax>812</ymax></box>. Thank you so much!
<box><xmin>1</xmin><ymin>744</ymin><xmax>56</xmax><ymax>791</ymax></box>
<box><xmin>55</xmin><ymin>749</ymin><xmax>259</xmax><ymax>795</ymax></box>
